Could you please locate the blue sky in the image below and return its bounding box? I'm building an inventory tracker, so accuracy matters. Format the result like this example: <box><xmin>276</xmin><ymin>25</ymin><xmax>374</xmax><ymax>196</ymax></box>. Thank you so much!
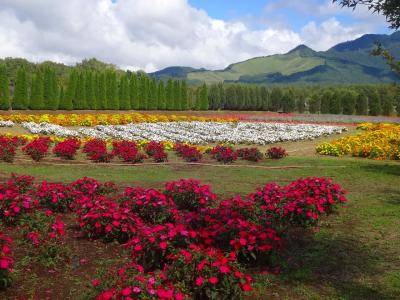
<box><xmin>188</xmin><ymin>0</ymin><xmax>390</xmax><ymax>33</ymax></box>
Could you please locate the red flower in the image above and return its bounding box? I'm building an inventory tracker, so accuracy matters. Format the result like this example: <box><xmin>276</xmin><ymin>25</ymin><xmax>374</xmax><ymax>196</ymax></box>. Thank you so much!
<box><xmin>209</xmin><ymin>277</ymin><xmax>219</xmax><ymax>285</ymax></box>
<box><xmin>195</xmin><ymin>276</ymin><xmax>204</xmax><ymax>286</ymax></box>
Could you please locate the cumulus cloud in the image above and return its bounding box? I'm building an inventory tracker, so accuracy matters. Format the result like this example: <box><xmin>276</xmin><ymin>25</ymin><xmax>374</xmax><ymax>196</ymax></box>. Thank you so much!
<box><xmin>0</xmin><ymin>0</ymin><xmax>388</xmax><ymax>71</ymax></box>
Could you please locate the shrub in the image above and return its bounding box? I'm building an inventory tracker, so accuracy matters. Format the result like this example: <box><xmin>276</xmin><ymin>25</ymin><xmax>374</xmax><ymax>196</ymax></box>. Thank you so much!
<box><xmin>82</xmin><ymin>139</ymin><xmax>113</xmax><ymax>163</ymax></box>
<box><xmin>266</xmin><ymin>147</ymin><xmax>287</xmax><ymax>159</ymax></box>
<box><xmin>236</xmin><ymin>148</ymin><xmax>263</xmax><ymax>162</ymax></box>
<box><xmin>123</xmin><ymin>187</ymin><xmax>178</xmax><ymax>224</ymax></box>
<box><xmin>153</xmin><ymin>150</ymin><xmax>168</xmax><ymax>163</ymax></box>
<box><xmin>174</xmin><ymin>143</ymin><xmax>202</xmax><ymax>162</ymax></box>
<box><xmin>112</xmin><ymin>141</ymin><xmax>147</xmax><ymax>163</ymax></box>
<box><xmin>167</xmin><ymin>247</ymin><xmax>253</xmax><ymax>299</ymax></box>
<box><xmin>0</xmin><ymin>137</ymin><xmax>18</xmax><ymax>163</ymax></box>
<box><xmin>144</xmin><ymin>141</ymin><xmax>164</xmax><ymax>156</ymax></box>
<box><xmin>53</xmin><ymin>138</ymin><xmax>81</xmax><ymax>160</ymax></box>
<box><xmin>0</xmin><ymin>232</ymin><xmax>13</xmax><ymax>289</ymax></box>
<box><xmin>34</xmin><ymin>181</ymin><xmax>71</xmax><ymax>213</ymax></box>
<box><xmin>22</xmin><ymin>137</ymin><xmax>51</xmax><ymax>162</ymax></box>
<box><xmin>165</xmin><ymin>179</ymin><xmax>216</xmax><ymax>212</ymax></box>
<box><xmin>210</xmin><ymin>145</ymin><xmax>237</xmax><ymax>164</ymax></box>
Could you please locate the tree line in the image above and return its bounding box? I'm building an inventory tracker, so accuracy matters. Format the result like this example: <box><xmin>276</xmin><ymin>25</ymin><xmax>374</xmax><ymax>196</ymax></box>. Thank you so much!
<box><xmin>1</xmin><ymin>63</ymin><xmax>400</xmax><ymax>115</ymax></box>
<box><xmin>0</xmin><ymin>65</ymin><xmax>209</xmax><ymax>111</ymax></box>
<box><xmin>207</xmin><ymin>83</ymin><xmax>400</xmax><ymax>116</ymax></box>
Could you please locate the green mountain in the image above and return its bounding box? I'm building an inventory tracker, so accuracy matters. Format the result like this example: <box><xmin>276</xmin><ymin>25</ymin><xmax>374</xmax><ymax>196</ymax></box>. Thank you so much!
<box><xmin>150</xmin><ymin>32</ymin><xmax>400</xmax><ymax>85</ymax></box>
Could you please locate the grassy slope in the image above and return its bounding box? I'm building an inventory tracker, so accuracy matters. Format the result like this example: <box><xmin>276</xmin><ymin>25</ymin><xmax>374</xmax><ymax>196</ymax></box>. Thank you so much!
<box><xmin>0</xmin><ymin>154</ymin><xmax>399</xmax><ymax>299</ymax></box>
<box><xmin>187</xmin><ymin>53</ymin><xmax>325</xmax><ymax>84</ymax></box>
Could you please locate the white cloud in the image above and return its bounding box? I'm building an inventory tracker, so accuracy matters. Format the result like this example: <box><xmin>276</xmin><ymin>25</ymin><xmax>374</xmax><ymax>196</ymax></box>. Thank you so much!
<box><xmin>0</xmin><ymin>0</ymin><xmax>388</xmax><ymax>71</ymax></box>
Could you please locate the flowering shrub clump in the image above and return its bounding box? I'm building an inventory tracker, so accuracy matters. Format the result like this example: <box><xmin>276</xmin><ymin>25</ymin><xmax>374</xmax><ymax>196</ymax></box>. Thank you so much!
<box><xmin>124</xmin><ymin>188</ymin><xmax>177</xmax><ymax>224</ymax></box>
<box><xmin>316</xmin><ymin>123</ymin><xmax>400</xmax><ymax>160</ymax></box>
<box><xmin>145</xmin><ymin>141</ymin><xmax>164</xmax><ymax>156</ymax></box>
<box><xmin>0</xmin><ymin>174</ymin><xmax>347</xmax><ymax>297</ymax></box>
<box><xmin>22</xmin><ymin>137</ymin><xmax>51</xmax><ymax>162</ymax></box>
<box><xmin>174</xmin><ymin>143</ymin><xmax>202</xmax><ymax>162</ymax></box>
<box><xmin>53</xmin><ymin>138</ymin><xmax>81</xmax><ymax>160</ymax></box>
<box><xmin>0</xmin><ymin>174</ymin><xmax>38</xmax><ymax>224</ymax></box>
<box><xmin>20</xmin><ymin>211</ymin><xmax>69</xmax><ymax>268</ymax></box>
<box><xmin>165</xmin><ymin>179</ymin><xmax>217</xmax><ymax>211</ymax></box>
<box><xmin>34</xmin><ymin>181</ymin><xmax>71</xmax><ymax>213</ymax></box>
<box><xmin>266</xmin><ymin>147</ymin><xmax>288</xmax><ymax>159</ymax></box>
<box><xmin>248</xmin><ymin>177</ymin><xmax>347</xmax><ymax>227</ymax></box>
<box><xmin>210</xmin><ymin>145</ymin><xmax>238</xmax><ymax>164</ymax></box>
<box><xmin>0</xmin><ymin>136</ymin><xmax>19</xmax><ymax>163</ymax></box>
<box><xmin>167</xmin><ymin>247</ymin><xmax>253</xmax><ymax>298</ymax></box>
<box><xmin>82</xmin><ymin>139</ymin><xmax>113</xmax><ymax>163</ymax></box>
<box><xmin>144</xmin><ymin>141</ymin><xmax>168</xmax><ymax>163</ymax></box>
<box><xmin>112</xmin><ymin>141</ymin><xmax>147</xmax><ymax>163</ymax></box>
<box><xmin>0</xmin><ymin>232</ymin><xmax>13</xmax><ymax>289</ymax></box>
<box><xmin>236</xmin><ymin>148</ymin><xmax>263</xmax><ymax>162</ymax></box>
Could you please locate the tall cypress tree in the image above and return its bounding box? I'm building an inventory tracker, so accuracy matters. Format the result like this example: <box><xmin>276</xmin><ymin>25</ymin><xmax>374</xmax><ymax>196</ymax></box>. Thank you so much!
<box><xmin>0</xmin><ymin>64</ymin><xmax>10</xmax><ymax>110</ymax></box>
<box><xmin>208</xmin><ymin>84</ymin><xmax>220</xmax><ymax>110</ymax></box>
<box><xmin>380</xmin><ymin>88</ymin><xmax>394</xmax><ymax>116</ymax></box>
<box><xmin>29</xmin><ymin>71</ymin><xmax>44</xmax><ymax>110</ymax></box>
<box><xmin>75</xmin><ymin>72</ymin><xmax>86</xmax><ymax>109</ymax></box>
<box><xmin>329</xmin><ymin>90</ymin><xmax>343</xmax><ymax>114</ymax></box>
<box><xmin>13</xmin><ymin>66</ymin><xmax>28</xmax><ymax>110</ymax></box>
<box><xmin>320</xmin><ymin>89</ymin><xmax>332</xmax><ymax>114</ymax></box>
<box><xmin>157</xmin><ymin>80</ymin><xmax>166</xmax><ymax>110</ymax></box>
<box><xmin>180</xmin><ymin>80</ymin><xmax>189</xmax><ymax>110</ymax></box>
<box><xmin>106</xmin><ymin>71</ymin><xmax>118</xmax><ymax>110</ymax></box>
<box><xmin>166</xmin><ymin>79</ymin><xmax>173</xmax><ymax>110</ymax></box>
<box><xmin>63</xmin><ymin>70</ymin><xmax>77</xmax><ymax>110</ymax></box>
<box><xmin>199</xmin><ymin>83</ymin><xmax>209</xmax><ymax>110</ymax></box>
<box><xmin>368</xmin><ymin>88</ymin><xmax>381</xmax><ymax>116</ymax></box>
<box><xmin>308</xmin><ymin>92</ymin><xmax>321</xmax><ymax>114</ymax></box>
<box><xmin>173</xmin><ymin>80</ymin><xmax>181</xmax><ymax>110</ymax></box>
<box><xmin>342</xmin><ymin>90</ymin><xmax>356</xmax><ymax>115</ymax></box>
<box><xmin>85</xmin><ymin>71</ymin><xmax>96</xmax><ymax>110</ymax></box>
<box><xmin>97</xmin><ymin>72</ymin><xmax>106</xmax><ymax>110</ymax></box>
<box><xmin>356</xmin><ymin>91</ymin><xmax>368</xmax><ymax>115</ymax></box>
<box><xmin>148</xmin><ymin>78</ymin><xmax>157</xmax><ymax>110</ymax></box>
<box><xmin>119</xmin><ymin>74</ymin><xmax>131</xmax><ymax>110</ymax></box>
<box><xmin>270</xmin><ymin>87</ymin><xmax>282</xmax><ymax>112</ymax></box>
<box><xmin>260</xmin><ymin>86</ymin><xmax>269</xmax><ymax>111</ymax></box>
<box><xmin>130</xmin><ymin>73</ymin><xmax>139</xmax><ymax>110</ymax></box>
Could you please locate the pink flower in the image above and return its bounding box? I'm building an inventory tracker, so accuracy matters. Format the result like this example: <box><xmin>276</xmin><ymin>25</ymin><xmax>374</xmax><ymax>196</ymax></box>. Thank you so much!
<box><xmin>159</xmin><ymin>241</ymin><xmax>168</xmax><ymax>250</ymax></box>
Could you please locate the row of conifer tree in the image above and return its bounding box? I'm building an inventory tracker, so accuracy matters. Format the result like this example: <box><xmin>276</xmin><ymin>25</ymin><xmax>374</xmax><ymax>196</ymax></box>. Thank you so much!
<box><xmin>0</xmin><ymin>65</ymin><xmax>209</xmax><ymax>111</ymax></box>
<box><xmin>0</xmin><ymin>64</ymin><xmax>399</xmax><ymax>115</ymax></box>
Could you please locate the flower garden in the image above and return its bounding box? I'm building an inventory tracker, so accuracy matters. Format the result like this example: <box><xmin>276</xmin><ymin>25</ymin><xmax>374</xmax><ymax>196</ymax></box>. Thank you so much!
<box><xmin>0</xmin><ymin>113</ymin><xmax>399</xmax><ymax>299</ymax></box>
<box><xmin>316</xmin><ymin>123</ymin><xmax>400</xmax><ymax>160</ymax></box>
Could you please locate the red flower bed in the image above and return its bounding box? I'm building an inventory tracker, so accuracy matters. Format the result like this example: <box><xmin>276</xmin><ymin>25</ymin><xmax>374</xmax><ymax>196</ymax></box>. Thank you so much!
<box><xmin>266</xmin><ymin>147</ymin><xmax>288</xmax><ymax>159</ymax></box>
<box><xmin>174</xmin><ymin>144</ymin><xmax>202</xmax><ymax>162</ymax></box>
<box><xmin>53</xmin><ymin>138</ymin><xmax>81</xmax><ymax>160</ymax></box>
<box><xmin>22</xmin><ymin>137</ymin><xmax>51</xmax><ymax>162</ymax></box>
<box><xmin>210</xmin><ymin>145</ymin><xmax>238</xmax><ymax>164</ymax></box>
<box><xmin>236</xmin><ymin>147</ymin><xmax>263</xmax><ymax>162</ymax></box>
<box><xmin>82</xmin><ymin>139</ymin><xmax>113</xmax><ymax>163</ymax></box>
<box><xmin>0</xmin><ymin>174</ymin><xmax>347</xmax><ymax>299</ymax></box>
<box><xmin>112</xmin><ymin>141</ymin><xmax>147</xmax><ymax>163</ymax></box>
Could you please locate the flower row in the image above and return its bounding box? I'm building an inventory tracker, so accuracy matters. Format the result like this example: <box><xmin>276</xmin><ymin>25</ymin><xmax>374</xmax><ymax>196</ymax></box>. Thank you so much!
<box><xmin>20</xmin><ymin>121</ymin><xmax>347</xmax><ymax>145</ymax></box>
<box><xmin>0</xmin><ymin>136</ymin><xmax>288</xmax><ymax>164</ymax></box>
<box><xmin>0</xmin><ymin>113</ymin><xmax>237</xmax><ymax>127</ymax></box>
<box><xmin>0</xmin><ymin>174</ymin><xmax>347</xmax><ymax>299</ymax></box>
<box><xmin>316</xmin><ymin>123</ymin><xmax>400</xmax><ymax>160</ymax></box>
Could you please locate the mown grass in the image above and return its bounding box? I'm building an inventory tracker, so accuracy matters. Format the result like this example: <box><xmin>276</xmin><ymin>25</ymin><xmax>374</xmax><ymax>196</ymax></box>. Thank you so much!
<box><xmin>0</xmin><ymin>155</ymin><xmax>399</xmax><ymax>299</ymax></box>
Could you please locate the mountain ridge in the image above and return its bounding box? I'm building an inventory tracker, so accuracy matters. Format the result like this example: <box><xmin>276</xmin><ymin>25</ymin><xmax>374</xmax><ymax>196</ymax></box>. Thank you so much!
<box><xmin>150</xmin><ymin>32</ymin><xmax>400</xmax><ymax>85</ymax></box>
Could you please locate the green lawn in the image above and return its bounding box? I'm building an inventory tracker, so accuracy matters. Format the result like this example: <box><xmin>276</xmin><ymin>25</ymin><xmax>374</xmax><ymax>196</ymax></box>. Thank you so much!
<box><xmin>1</xmin><ymin>155</ymin><xmax>399</xmax><ymax>299</ymax></box>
